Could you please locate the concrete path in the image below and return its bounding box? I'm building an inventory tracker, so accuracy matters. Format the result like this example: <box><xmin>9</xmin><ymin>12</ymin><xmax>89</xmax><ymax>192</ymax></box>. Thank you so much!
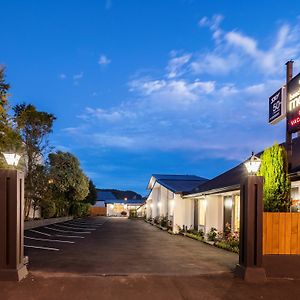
<box><xmin>26</xmin><ymin>217</ymin><xmax>238</xmax><ymax>276</ymax></box>
<box><xmin>1</xmin><ymin>273</ymin><xmax>299</xmax><ymax>300</ymax></box>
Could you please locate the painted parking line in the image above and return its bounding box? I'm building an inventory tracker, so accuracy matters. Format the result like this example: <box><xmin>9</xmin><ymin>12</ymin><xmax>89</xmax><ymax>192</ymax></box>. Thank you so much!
<box><xmin>69</xmin><ymin>222</ymin><xmax>103</xmax><ymax>227</ymax></box>
<box><xmin>51</xmin><ymin>224</ymin><xmax>92</xmax><ymax>233</ymax></box>
<box><xmin>44</xmin><ymin>226</ymin><xmax>91</xmax><ymax>234</ymax></box>
<box><xmin>24</xmin><ymin>245</ymin><xmax>59</xmax><ymax>251</ymax></box>
<box><xmin>54</xmin><ymin>224</ymin><xmax>96</xmax><ymax>231</ymax></box>
<box><xmin>66</xmin><ymin>221</ymin><xmax>100</xmax><ymax>225</ymax></box>
<box><xmin>25</xmin><ymin>236</ymin><xmax>75</xmax><ymax>244</ymax></box>
<box><xmin>28</xmin><ymin>229</ymin><xmax>52</xmax><ymax>237</ymax></box>
<box><xmin>55</xmin><ymin>234</ymin><xmax>84</xmax><ymax>239</ymax></box>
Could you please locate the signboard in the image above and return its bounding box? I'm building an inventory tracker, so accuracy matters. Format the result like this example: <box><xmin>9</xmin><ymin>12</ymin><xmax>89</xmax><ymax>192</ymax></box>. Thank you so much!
<box><xmin>287</xmin><ymin>73</ymin><xmax>300</xmax><ymax>133</ymax></box>
<box><xmin>269</xmin><ymin>87</ymin><xmax>286</xmax><ymax>124</ymax></box>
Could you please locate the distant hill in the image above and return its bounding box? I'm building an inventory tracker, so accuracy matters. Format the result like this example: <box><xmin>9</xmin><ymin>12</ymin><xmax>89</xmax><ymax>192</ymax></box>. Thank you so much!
<box><xmin>98</xmin><ymin>189</ymin><xmax>143</xmax><ymax>200</ymax></box>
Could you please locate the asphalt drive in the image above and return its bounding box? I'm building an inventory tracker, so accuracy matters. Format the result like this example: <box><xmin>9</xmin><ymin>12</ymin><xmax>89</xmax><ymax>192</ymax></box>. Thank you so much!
<box><xmin>1</xmin><ymin>217</ymin><xmax>299</xmax><ymax>300</ymax></box>
<box><xmin>25</xmin><ymin>216</ymin><xmax>238</xmax><ymax>276</ymax></box>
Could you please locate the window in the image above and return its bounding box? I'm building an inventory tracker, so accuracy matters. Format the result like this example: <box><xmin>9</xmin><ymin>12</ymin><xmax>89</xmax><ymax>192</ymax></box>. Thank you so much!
<box><xmin>233</xmin><ymin>195</ymin><xmax>240</xmax><ymax>231</ymax></box>
<box><xmin>199</xmin><ymin>199</ymin><xmax>206</xmax><ymax>226</ymax></box>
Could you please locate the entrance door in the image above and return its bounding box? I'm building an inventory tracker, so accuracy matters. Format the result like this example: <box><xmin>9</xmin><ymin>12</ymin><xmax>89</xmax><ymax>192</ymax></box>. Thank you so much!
<box><xmin>194</xmin><ymin>199</ymin><xmax>199</xmax><ymax>230</ymax></box>
<box><xmin>223</xmin><ymin>196</ymin><xmax>233</xmax><ymax>232</ymax></box>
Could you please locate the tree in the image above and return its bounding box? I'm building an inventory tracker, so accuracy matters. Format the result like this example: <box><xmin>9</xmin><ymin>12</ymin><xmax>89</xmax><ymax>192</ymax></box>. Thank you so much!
<box><xmin>84</xmin><ymin>179</ymin><xmax>97</xmax><ymax>205</ymax></box>
<box><xmin>48</xmin><ymin>151</ymin><xmax>89</xmax><ymax>216</ymax></box>
<box><xmin>13</xmin><ymin>103</ymin><xmax>56</xmax><ymax>218</ymax></box>
<box><xmin>0</xmin><ymin>67</ymin><xmax>22</xmax><ymax>167</ymax></box>
<box><xmin>258</xmin><ymin>142</ymin><xmax>291</xmax><ymax>212</ymax></box>
<box><xmin>30</xmin><ymin>164</ymin><xmax>52</xmax><ymax>219</ymax></box>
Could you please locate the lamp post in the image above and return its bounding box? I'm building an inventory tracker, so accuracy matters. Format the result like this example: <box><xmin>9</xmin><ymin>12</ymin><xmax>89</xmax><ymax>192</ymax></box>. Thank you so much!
<box><xmin>235</xmin><ymin>152</ymin><xmax>266</xmax><ymax>282</ymax></box>
<box><xmin>0</xmin><ymin>152</ymin><xmax>28</xmax><ymax>281</ymax></box>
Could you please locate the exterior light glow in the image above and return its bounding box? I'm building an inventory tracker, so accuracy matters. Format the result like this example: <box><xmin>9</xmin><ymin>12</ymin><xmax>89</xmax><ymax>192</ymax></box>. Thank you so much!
<box><xmin>244</xmin><ymin>152</ymin><xmax>261</xmax><ymax>175</ymax></box>
<box><xmin>224</xmin><ymin>197</ymin><xmax>233</xmax><ymax>209</ymax></box>
<box><xmin>2</xmin><ymin>153</ymin><xmax>21</xmax><ymax>166</ymax></box>
<box><xmin>158</xmin><ymin>202</ymin><xmax>162</xmax><ymax>208</ymax></box>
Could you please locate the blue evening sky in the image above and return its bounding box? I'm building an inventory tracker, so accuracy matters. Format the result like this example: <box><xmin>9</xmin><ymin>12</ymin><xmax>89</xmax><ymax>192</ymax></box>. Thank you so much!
<box><xmin>1</xmin><ymin>0</ymin><xmax>300</xmax><ymax>195</ymax></box>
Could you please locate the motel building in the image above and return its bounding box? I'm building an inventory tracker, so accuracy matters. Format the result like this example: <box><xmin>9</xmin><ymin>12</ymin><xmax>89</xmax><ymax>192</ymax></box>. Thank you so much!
<box><xmin>91</xmin><ymin>190</ymin><xmax>144</xmax><ymax>217</ymax></box>
<box><xmin>146</xmin><ymin>137</ymin><xmax>300</xmax><ymax>234</ymax></box>
<box><xmin>145</xmin><ymin>175</ymin><xmax>208</xmax><ymax>232</ymax></box>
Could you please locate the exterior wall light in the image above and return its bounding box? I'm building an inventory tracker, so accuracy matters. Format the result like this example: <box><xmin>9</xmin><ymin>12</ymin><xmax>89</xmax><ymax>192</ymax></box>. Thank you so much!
<box><xmin>224</xmin><ymin>197</ymin><xmax>233</xmax><ymax>209</ymax></box>
<box><xmin>244</xmin><ymin>152</ymin><xmax>261</xmax><ymax>175</ymax></box>
<box><xmin>2</xmin><ymin>153</ymin><xmax>21</xmax><ymax>167</ymax></box>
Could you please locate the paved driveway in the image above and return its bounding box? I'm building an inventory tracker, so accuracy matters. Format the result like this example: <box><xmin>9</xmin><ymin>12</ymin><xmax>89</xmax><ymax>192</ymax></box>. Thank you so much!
<box><xmin>26</xmin><ymin>217</ymin><xmax>238</xmax><ymax>276</ymax></box>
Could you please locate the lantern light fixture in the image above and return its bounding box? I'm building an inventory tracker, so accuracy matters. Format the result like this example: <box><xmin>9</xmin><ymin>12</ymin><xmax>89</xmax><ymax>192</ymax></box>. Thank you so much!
<box><xmin>2</xmin><ymin>153</ymin><xmax>21</xmax><ymax>167</ymax></box>
<box><xmin>244</xmin><ymin>152</ymin><xmax>261</xmax><ymax>175</ymax></box>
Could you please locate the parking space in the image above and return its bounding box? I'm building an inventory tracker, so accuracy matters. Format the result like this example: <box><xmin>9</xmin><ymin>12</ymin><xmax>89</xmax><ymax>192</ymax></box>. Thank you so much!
<box><xmin>25</xmin><ymin>217</ymin><xmax>237</xmax><ymax>276</ymax></box>
<box><xmin>24</xmin><ymin>217</ymin><xmax>106</xmax><ymax>253</ymax></box>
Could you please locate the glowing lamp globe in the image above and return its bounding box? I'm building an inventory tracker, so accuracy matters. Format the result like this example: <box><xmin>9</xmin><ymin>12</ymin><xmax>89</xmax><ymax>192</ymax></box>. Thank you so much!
<box><xmin>2</xmin><ymin>153</ymin><xmax>21</xmax><ymax>166</ymax></box>
<box><xmin>244</xmin><ymin>152</ymin><xmax>261</xmax><ymax>175</ymax></box>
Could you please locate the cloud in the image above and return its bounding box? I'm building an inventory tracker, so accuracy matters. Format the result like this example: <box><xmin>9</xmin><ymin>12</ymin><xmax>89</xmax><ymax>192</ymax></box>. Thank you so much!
<box><xmin>244</xmin><ymin>83</ymin><xmax>265</xmax><ymax>94</ymax></box>
<box><xmin>199</xmin><ymin>14</ymin><xmax>224</xmax><ymax>43</ymax></box>
<box><xmin>80</xmin><ymin>107</ymin><xmax>136</xmax><ymax>122</ymax></box>
<box><xmin>61</xmin><ymin>16</ymin><xmax>300</xmax><ymax>164</ymax></box>
<box><xmin>196</xmin><ymin>15</ymin><xmax>300</xmax><ymax>76</ymax></box>
<box><xmin>129</xmin><ymin>78</ymin><xmax>215</xmax><ymax>106</ymax></box>
<box><xmin>73</xmin><ymin>72</ymin><xmax>83</xmax><ymax>80</ymax></box>
<box><xmin>98</xmin><ymin>54</ymin><xmax>111</xmax><ymax>65</ymax></box>
<box><xmin>58</xmin><ymin>73</ymin><xmax>67</xmax><ymax>80</ymax></box>
<box><xmin>225</xmin><ymin>31</ymin><xmax>259</xmax><ymax>56</ymax></box>
<box><xmin>73</xmin><ymin>72</ymin><xmax>83</xmax><ymax>85</ymax></box>
<box><xmin>166</xmin><ymin>52</ymin><xmax>192</xmax><ymax>78</ymax></box>
<box><xmin>190</xmin><ymin>53</ymin><xmax>241</xmax><ymax>75</ymax></box>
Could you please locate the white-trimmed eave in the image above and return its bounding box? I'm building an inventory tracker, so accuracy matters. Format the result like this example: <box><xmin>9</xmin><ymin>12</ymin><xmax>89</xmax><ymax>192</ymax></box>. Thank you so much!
<box><xmin>146</xmin><ymin>176</ymin><xmax>157</xmax><ymax>190</ymax></box>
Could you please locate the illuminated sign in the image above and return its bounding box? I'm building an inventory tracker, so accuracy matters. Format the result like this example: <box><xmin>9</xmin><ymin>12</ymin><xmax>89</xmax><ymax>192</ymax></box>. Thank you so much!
<box><xmin>269</xmin><ymin>87</ymin><xmax>286</xmax><ymax>124</ymax></box>
<box><xmin>287</xmin><ymin>73</ymin><xmax>300</xmax><ymax>133</ymax></box>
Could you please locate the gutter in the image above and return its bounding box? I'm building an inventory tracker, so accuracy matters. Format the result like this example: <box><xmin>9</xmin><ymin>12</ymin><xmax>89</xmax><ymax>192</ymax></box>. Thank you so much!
<box><xmin>183</xmin><ymin>184</ymin><xmax>240</xmax><ymax>198</ymax></box>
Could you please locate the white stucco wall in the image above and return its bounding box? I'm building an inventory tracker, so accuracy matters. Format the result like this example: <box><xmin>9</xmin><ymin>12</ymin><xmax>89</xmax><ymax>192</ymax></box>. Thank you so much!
<box><xmin>173</xmin><ymin>194</ymin><xmax>194</xmax><ymax>233</ymax></box>
<box><xmin>159</xmin><ymin>185</ymin><xmax>168</xmax><ymax>216</ymax></box>
<box><xmin>151</xmin><ymin>187</ymin><xmax>159</xmax><ymax>218</ymax></box>
<box><xmin>205</xmin><ymin>195</ymin><xmax>223</xmax><ymax>233</ymax></box>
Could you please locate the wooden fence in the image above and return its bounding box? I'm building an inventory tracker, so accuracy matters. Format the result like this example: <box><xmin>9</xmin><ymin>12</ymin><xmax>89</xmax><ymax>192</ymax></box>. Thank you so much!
<box><xmin>263</xmin><ymin>212</ymin><xmax>300</xmax><ymax>255</ymax></box>
<box><xmin>90</xmin><ymin>207</ymin><xmax>107</xmax><ymax>216</ymax></box>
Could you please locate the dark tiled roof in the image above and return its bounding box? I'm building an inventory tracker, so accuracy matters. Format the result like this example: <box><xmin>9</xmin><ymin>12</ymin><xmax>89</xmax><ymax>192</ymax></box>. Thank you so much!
<box><xmin>190</xmin><ymin>136</ymin><xmax>300</xmax><ymax>196</ymax></box>
<box><xmin>149</xmin><ymin>174</ymin><xmax>208</xmax><ymax>193</ymax></box>
<box><xmin>104</xmin><ymin>199</ymin><xmax>144</xmax><ymax>205</ymax></box>
<box><xmin>152</xmin><ymin>174</ymin><xmax>205</xmax><ymax>181</ymax></box>
<box><xmin>190</xmin><ymin>163</ymin><xmax>247</xmax><ymax>195</ymax></box>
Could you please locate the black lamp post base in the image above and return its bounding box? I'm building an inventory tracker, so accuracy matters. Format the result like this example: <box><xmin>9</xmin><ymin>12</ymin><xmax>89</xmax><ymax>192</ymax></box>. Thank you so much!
<box><xmin>235</xmin><ymin>264</ymin><xmax>266</xmax><ymax>283</ymax></box>
<box><xmin>0</xmin><ymin>265</ymin><xmax>28</xmax><ymax>281</ymax></box>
